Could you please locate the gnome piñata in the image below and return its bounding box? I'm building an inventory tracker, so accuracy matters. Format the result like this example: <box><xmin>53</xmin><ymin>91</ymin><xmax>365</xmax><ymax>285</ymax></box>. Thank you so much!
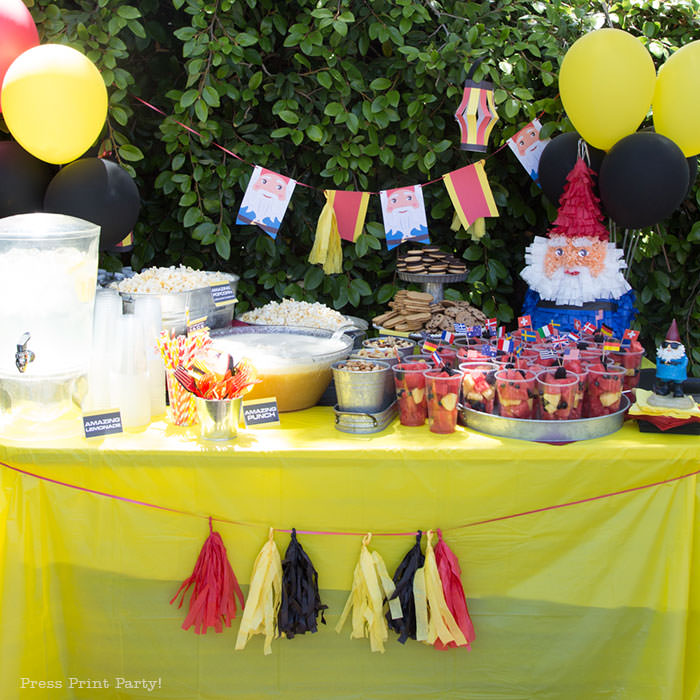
<box><xmin>520</xmin><ymin>157</ymin><xmax>636</xmax><ymax>337</ymax></box>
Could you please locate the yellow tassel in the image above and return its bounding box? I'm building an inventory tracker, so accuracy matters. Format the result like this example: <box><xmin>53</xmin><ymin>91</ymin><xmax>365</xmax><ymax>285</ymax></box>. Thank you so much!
<box><xmin>469</xmin><ymin>217</ymin><xmax>486</xmax><ymax>241</ymax></box>
<box><xmin>308</xmin><ymin>191</ymin><xmax>343</xmax><ymax>275</ymax></box>
<box><xmin>451</xmin><ymin>210</ymin><xmax>486</xmax><ymax>241</ymax></box>
<box><xmin>335</xmin><ymin>533</ymin><xmax>402</xmax><ymax>653</ymax></box>
<box><xmin>414</xmin><ymin>530</ymin><xmax>467</xmax><ymax>647</ymax></box>
<box><xmin>234</xmin><ymin>528</ymin><xmax>282</xmax><ymax>655</ymax></box>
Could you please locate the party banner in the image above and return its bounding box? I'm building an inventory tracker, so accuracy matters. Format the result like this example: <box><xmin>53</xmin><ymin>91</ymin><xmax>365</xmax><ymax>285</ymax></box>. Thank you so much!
<box><xmin>329</xmin><ymin>190</ymin><xmax>370</xmax><ymax>242</ymax></box>
<box><xmin>442</xmin><ymin>162</ymin><xmax>499</xmax><ymax>231</ymax></box>
<box><xmin>507</xmin><ymin>119</ymin><xmax>550</xmax><ymax>183</ymax></box>
<box><xmin>236</xmin><ymin>165</ymin><xmax>296</xmax><ymax>239</ymax></box>
<box><xmin>380</xmin><ymin>185</ymin><xmax>430</xmax><ymax>250</ymax></box>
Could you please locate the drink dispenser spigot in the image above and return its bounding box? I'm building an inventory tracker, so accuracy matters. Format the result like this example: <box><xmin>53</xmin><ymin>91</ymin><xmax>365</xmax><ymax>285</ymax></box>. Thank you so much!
<box><xmin>15</xmin><ymin>332</ymin><xmax>35</xmax><ymax>373</ymax></box>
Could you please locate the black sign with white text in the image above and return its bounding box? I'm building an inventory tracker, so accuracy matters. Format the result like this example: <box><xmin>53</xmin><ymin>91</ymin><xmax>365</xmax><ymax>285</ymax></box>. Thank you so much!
<box><xmin>242</xmin><ymin>398</ymin><xmax>280</xmax><ymax>427</ymax></box>
<box><xmin>83</xmin><ymin>410</ymin><xmax>123</xmax><ymax>438</ymax></box>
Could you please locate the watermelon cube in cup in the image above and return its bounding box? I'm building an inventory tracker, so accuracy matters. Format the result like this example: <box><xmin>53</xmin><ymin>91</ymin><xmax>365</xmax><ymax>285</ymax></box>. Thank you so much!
<box><xmin>495</xmin><ymin>369</ymin><xmax>537</xmax><ymax>419</ymax></box>
<box><xmin>459</xmin><ymin>361</ymin><xmax>498</xmax><ymax>414</ymax></box>
<box><xmin>584</xmin><ymin>363</ymin><xmax>625</xmax><ymax>417</ymax></box>
<box><xmin>392</xmin><ymin>363</ymin><xmax>428</xmax><ymax>426</ymax></box>
<box><xmin>562</xmin><ymin>361</ymin><xmax>587</xmax><ymax>420</ymax></box>
<box><xmin>610</xmin><ymin>341</ymin><xmax>645</xmax><ymax>391</ymax></box>
<box><xmin>424</xmin><ymin>368</ymin><xmax>463</xmax><ymax>434</ymax></box>
<box><xmin>536</xmin><ymin>368</ymin><xmax>578</xmax><ymax>420</ymax></box>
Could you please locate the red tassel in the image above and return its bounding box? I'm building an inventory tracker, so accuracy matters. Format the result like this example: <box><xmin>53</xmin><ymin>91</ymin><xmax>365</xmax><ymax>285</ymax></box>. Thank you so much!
<box><xmin>433</xmin><ymin>529</ymin><xmax>476</xmax><ymax>650</ymax></box>
<box><xmin>170</xmin><ymin>517</ymin><xmax>245</xmax><ymax>634</ymax></box>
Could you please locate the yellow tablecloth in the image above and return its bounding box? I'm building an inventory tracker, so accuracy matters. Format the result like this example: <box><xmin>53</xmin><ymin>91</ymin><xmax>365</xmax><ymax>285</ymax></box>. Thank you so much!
<box><xmin>1</xmin><ymin>409</ymin><xmax>698</xmax><ymax>699</ymax></box>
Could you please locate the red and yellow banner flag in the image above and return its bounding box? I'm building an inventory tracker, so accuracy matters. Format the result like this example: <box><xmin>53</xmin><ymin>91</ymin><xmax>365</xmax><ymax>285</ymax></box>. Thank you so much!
<box><xmin>442</xmin><ymin>161</ymin><xmax>499</xmax><ymax>231</ymax></box>
<box><xmin>308</xmin><ymin>190</ymin><xmax>370</xmax><ymax>274</ymax></box>
<box><xmin>329</xmin><ymin>190</ymin><xmax>370</xmax><ymax>242</ymax></box>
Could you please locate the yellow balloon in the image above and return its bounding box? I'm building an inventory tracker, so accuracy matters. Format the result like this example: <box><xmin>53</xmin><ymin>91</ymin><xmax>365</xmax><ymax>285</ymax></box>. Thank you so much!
<box><xmin>1</xmin><ymin>44</ymin><xmax>107</xmax><ymax>165</ymax></box>
<box><xmin>652</xmin><ymin>41</ymin><xmax>700</xmax><ymax>157</ymax></box>
<box><xmin>559</xmin><ymin>29</ymin><xmax>656</xmax><ymax>151</ymax></box>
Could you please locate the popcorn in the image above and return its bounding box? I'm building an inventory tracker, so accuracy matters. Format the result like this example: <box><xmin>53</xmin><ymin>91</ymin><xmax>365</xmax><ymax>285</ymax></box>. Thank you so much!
<box><xmin>240</xmin><ymin>299</ymin><xmax>348</xmax><ymax>330</ymax></box>
<box><xmin>116</xmin><ymin>265</ymin><xmax>232</xmax><ymax>294</ymax></box>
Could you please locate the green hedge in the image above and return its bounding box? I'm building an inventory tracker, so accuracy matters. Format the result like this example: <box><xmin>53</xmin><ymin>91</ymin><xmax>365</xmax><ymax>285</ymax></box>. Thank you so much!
<box><xmin>16</xmin><ymin>0</ymin><xmax>700</xmax><ymax>375</ymax></box>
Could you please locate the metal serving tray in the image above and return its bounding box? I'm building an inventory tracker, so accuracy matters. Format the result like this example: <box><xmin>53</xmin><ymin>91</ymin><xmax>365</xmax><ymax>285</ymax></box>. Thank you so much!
<box><xmin>333</xmin><ymin>401</ymin><xmax>398</xmax><ymax>434</ymax></box>
<box><xmin>459</xmin><ymin>394</ymin><xmax>630</xmax><ymax>443</ymax></box>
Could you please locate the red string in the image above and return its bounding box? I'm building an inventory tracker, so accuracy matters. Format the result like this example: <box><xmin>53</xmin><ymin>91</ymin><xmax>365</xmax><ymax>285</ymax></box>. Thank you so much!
<box><xmin>1</xmin><ymin>460</ymin><xmax>697</xmax><ymax>536</ymax></box>
<box><xmin>132</xmin><ymin>94</ymin><xmax>548</xmax><ymax>194</ymax></box>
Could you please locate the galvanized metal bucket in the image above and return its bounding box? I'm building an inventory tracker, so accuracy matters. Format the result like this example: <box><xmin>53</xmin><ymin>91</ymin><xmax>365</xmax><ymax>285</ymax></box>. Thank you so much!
<box><xmin>331</xmin><ymin>360</ymin><xmax>394</xmax><ymax>413</ymax></box>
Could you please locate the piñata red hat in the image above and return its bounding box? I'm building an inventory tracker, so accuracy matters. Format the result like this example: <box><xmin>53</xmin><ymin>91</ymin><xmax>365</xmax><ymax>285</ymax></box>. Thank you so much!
<box><xmin>548</xmin><ymin>157</ymin><xmax>609</xmax><ymax>241</ymax></box>
<box><xmin>665</xmin><ymin>319</ymin><xmax>681</xmax><ymax>342</ymax></box>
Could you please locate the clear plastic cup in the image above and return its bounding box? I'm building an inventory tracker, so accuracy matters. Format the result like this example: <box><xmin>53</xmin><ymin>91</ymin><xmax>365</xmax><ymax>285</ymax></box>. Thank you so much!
<box><xmin>584</xmin><ymin>363</ymin><xmax>625</xmax><ymax>417</ymax></box>
<box><xmin>610</xmin><ymin>348</ymin><xmax>645</xmax><ymax>391</ymax></box>
<box><xmin>459</xmin><ymin>361</ymin><xmax>498</xmax><ymax>414</ymax></box>
<box><xmin>392</xmin><ymin>362</ymin><xmax>428</xmax><ymax>426</ymax></box>
<box><xmin>423</xmin><ymin>368</ymin><xmax>463</xmax><ymax>434</ymax></box>
<box><xmin>536</xmin><ymin>369</ymin><xmax>579</xmax><ymax>421</ymax></box>
<box><xmin>494</xmin><ymin>368</ymin><xmax>537</xmax><ymax>419</ymax></box>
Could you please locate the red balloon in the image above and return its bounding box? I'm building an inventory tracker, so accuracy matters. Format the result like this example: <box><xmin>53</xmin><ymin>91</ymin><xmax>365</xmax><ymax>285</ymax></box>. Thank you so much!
<box><xmin>0</xmin><ymin>0</ymin><xmax>39</xmax><ymax>112</ymax></box>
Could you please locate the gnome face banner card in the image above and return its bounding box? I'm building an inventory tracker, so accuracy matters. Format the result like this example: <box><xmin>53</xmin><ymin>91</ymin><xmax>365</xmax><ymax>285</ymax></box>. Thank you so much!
<box><xmin>236</xmin><ymin>165</ymin><xmax>296</xmax><ymax>239</ymax></box>
<box><xmin>508</xmin><ymin>119</ymin><xmax>550</xmax><ymax>183</ymax></box>
<box><xmin>380</xmin><ymin>185</ymin><xmax>430</xmax><ymax>250</ymax></box>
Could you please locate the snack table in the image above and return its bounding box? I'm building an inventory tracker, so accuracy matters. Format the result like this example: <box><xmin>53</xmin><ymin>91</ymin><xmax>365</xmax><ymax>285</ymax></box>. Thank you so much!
<box><xmin>1</xmin><ymin>409</ymin><xmax>698</xmax><ymax>699</ymax></box>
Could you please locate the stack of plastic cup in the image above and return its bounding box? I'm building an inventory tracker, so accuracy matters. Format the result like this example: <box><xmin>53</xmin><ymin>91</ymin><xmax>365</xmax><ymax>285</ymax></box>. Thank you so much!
<box><xmin>133</xmin><ymin>295</ymin><xmax>166</xmax><ymax>419</ymax></box>
<box><xmin>109</xmin><ymin>314</ymin><xmax>150</xmax><ymax>430</ymax></box>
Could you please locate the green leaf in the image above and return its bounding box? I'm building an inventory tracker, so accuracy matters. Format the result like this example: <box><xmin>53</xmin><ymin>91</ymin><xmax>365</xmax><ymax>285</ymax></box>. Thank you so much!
<box><xmin>180</xmin><ymin>89</ymin><xmax>198</xmax><ymax>108</ymax></box>
<box><xmin>306</xmin><ymin>124</ymin><xmax>324</xmax><ymax>142</ymax></box>
<box><xmin>215</xmin><ymin>234</ymin><xmax>231</xmax><ymax>260</ymax></box>
<box><xmin>279</xmin><ymin>109</ymin><xmax>299</xmax><ymax>124</ymax></box>
<box><xmin>249</xmin><ymin>71</ymin><xmax>263</xmax><ymax>89</ymax></box>
<box><xmin>304</xmin><ymin>266</ymin><xmax>324</xmax><ymax>290</ymax></box>
<box><xmin>183</xmin><ymin>207</ymin><xmax>202</xmax><ymax>227</ymax></box>
<box><xmin>202</xmin><ymin>86</ymin><xmax>220</xmax><ymax>107</ymax></box>
<box><xmin>194</xmin><ymin>99</ymin><xmax>208</xmax><ymax>122</ymax></box>
<box><xmin>116</xmin><ymin>5</ymin><xmax>141</xmax><ymax>19</ymax></box>
<box><xmin>117</xmin><ymin>144</ymin><xmax>144</xmax><ymax>162</ymax></box>
<box><xmin>377</xmin><ymin>283</ymin><xmax>395</xmax><ymax>304</ymax></box>
<box><xmin>351</xmin><ymin>278</ymin><xmax>372</xmax><ymax>296</ymax></box>
<box><xmin>237</xmin><ymin>32</ymin><xmax>258</xmax><ymax>47</ymax></box>
<box><xmin>370</xmin><ymin>77</ymin><xmax>392</xmax><ymax>91</ymax></box>
<box><xmin>317</xmin><ymin>71</ymin><xmax>332</xmax><ymax>89</ymax></box>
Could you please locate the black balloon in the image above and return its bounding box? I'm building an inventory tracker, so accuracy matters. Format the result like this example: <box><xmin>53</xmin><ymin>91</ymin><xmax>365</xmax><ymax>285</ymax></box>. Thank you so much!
<box><xmin>43</xmin><ymin>158</ymin><xmax>140</xmax><ymax>250</ymax></box>
<box><xmin>598</xmin><ymin>132</ymin><xmax>689</xmax><ymax>229</ymax></box>
<box><xmin>537</xmin><ymin>132</ymin><xmax>605</xmax><ymax>206</ymax></box>
<box><xmin>0</xmin><ymin>140</ymin><xmax>55</xmax><ymax>218</ymax></box>
<box><xmin>686</xmin><ymin>156</ymin><xmax>697</xmax><ymax>198</ymax></box>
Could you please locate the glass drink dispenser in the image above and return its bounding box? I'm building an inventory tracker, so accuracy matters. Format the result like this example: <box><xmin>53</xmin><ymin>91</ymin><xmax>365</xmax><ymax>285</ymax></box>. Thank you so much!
<box><xmin>0</xmin><ymin>213</ymin><xmax>100</xmax><ymax>439</ymax></box>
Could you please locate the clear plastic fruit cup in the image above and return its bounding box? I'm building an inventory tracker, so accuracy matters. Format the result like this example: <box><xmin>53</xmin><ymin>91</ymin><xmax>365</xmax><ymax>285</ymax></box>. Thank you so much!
<box><xmin>536</xmin><ymin>369</ymin><xmax>579</xmax><ymax>420</ymax></box>
<box><xmin>423</xmin><ymin>368</ymin><xmax>463</xmax><ymax>434</ymax></box>
<box><xmin>458</xmin><ymin>361</ymin><xmax>498</xmax><ymax>414</ymax></box>
<box><xmin>584</xmin><ymin>363</ymin><xmax>625</xmax><ymax>417</ymax></box>
<box><xmin>494</xmin><ymin>368</ymin><xmax>537</xmax><ymax>419</ymax></box>
<box><xmin>610</xmin><ymin>347</ymin><xmax>645</xmax><ymax>391</ymax></box>
<box><xmin>392</xmin><ymin>362</ymin><xmax>428</xmax><ymax>427</ymax></box>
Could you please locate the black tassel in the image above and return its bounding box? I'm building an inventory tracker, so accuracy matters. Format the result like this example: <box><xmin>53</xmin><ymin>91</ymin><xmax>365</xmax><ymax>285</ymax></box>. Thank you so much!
<box><xmin>278</xmin><ymin>528</ymin><xmax>327</xmax><ymax>638</ymax></box>
<box><xmin>387</xmin><ymin>530</ymin><xmax>424</xmax><ymax>644</ymax></box>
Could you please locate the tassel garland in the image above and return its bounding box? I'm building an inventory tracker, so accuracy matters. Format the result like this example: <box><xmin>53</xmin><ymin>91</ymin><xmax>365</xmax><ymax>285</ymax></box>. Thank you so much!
<box><xmin>308</xmin><ymin>191</ymin><xmax>343</xmax><ymax>274</ymax></box>
<box><xmin>278</xmin><ymin>528</ymin><xmax>328</xmax><ymax>638</ymax></box>
<box><xmin>387</xmin><ymin>531</ymin><xmax>425</xmax><ymax>644</ymax></box>
<box><xmin>235</xmin><ymin>528</ymin><xmax>283</xmax><ymax>655</ymax></box>
<box><xmin>335</xmin><ymin>533</ymin><xmax>402</xmax><ymax>653</ymax></box>
<box><xmin>433</xmin><ymin>529</ymin><xmax>476</xmax><ymax>650</ymax></box>
<box><xmin>170</xmin><ymin>517</ymin><xmax>244</xmax><ymax>634</ymax></box>
<box><xmin>414</xmin><ymin>530</ymin><xmax>467</xmax><ymax>648</ymax></box>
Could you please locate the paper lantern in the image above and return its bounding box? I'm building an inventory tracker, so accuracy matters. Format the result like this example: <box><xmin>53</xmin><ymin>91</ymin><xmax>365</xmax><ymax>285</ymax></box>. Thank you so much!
<box><xmin>454</xmin><ymin>62</ymin><xmax>499</xmax><ymax>152</ymax></box>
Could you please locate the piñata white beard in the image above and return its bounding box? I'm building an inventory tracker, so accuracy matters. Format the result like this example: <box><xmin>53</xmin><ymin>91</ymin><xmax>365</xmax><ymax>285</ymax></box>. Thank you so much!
<box><xmin>657</xmin><ymin>344</ymin><xmax>686</xmax><ymax>362</ymax></box>
<box><xmin>521</xmin><ymin>236</ymin><xmax>631</xmax><ymax>306</ymax></box>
